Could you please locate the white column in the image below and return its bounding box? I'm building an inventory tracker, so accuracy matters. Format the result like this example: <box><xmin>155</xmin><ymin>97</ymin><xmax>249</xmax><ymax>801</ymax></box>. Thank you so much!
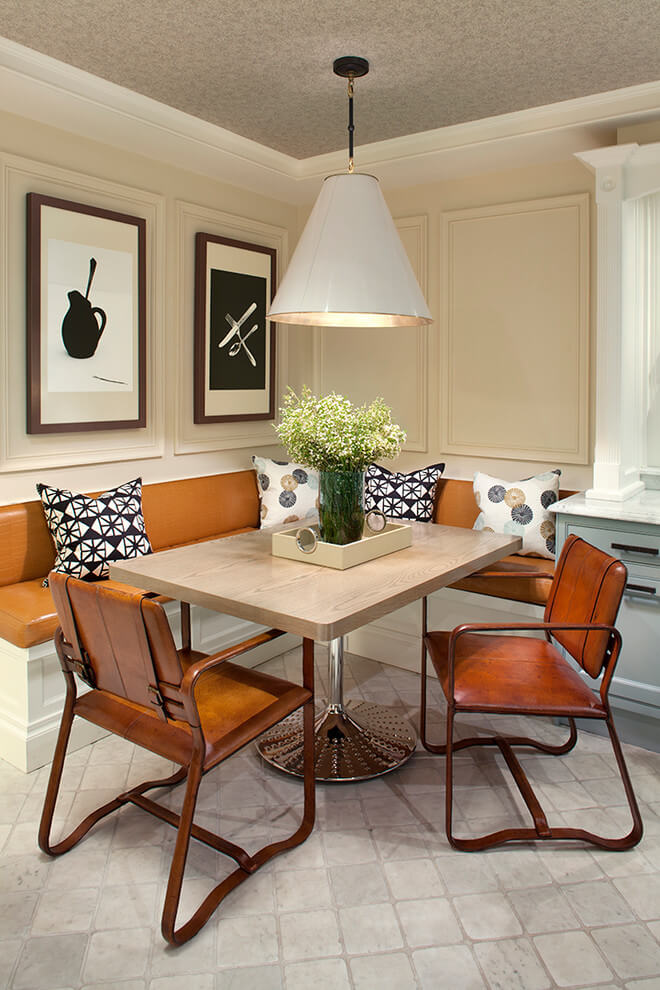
<box><xmin>575</xmin><ymin>145</ymin><xmax>645</xmax><ymax>500</ymax></box>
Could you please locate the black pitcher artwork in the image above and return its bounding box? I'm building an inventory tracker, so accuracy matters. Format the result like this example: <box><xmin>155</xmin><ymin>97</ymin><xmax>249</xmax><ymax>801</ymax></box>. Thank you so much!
<box><xmin>61</xmin><ymin>257</ymin><xmax>107</xmax><ymax>359</ymax></box>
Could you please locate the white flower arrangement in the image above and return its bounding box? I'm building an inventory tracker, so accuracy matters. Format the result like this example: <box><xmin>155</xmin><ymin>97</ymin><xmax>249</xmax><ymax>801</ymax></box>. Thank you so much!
<box><xmin>275</xmin><ymin>386</ymin><xmax>406</xmax><ymax>472</ymax></box>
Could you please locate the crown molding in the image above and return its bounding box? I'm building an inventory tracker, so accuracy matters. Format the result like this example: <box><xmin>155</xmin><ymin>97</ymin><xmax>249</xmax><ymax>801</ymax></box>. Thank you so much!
<box><xmin>0</xmin><ymin>37</ymin><xmax>299</xmax><ymax>202</ymax></box>
<box><xmin>300</xmin><ymin>81</ymin><xmax>660</xmax><ymax>196</ymax></box>
<box><xmin>575</xmin><ymin>143</ymin><xmax>640</xmax><ymax>172</ymax></box>
<box><xmin>1</xmin><ymin>36</ymin><xmax>660</xmax><ymax>205</ymax></box>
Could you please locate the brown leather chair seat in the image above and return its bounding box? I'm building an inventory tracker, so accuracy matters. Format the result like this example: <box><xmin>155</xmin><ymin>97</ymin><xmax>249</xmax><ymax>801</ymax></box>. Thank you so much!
<box><xmin>76</xmin><ymin>653</ymin><xmax>310</xmax><ymax>770</ymax></box>
<box><xmin>425</xmin><ymin>630</ymin><xmax>606</xmax><ymax>718</ymax></box>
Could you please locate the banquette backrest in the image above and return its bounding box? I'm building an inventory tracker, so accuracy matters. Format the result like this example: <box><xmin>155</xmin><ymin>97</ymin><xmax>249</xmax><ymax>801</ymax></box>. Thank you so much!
<box><xmin>0</xmin><ymin>470</ymin><xmax>261</xmax><ymax>590</ymax></box>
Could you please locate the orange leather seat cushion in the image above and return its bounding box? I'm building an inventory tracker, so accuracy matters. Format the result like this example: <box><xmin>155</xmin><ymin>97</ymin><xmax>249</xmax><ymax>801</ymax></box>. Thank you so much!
<box><xmin>0</xmin><ymin>579</ymin><xmax>172</xmax><ymax>649</ymax></box>
<box><xmin>0</xmin><ymin>579</ymin><xmax>59</xmax><ymax>649</ymax></box>
<box><xmin>449</xmin><ymin>554</ymin><xmax>555</xmax><ymax>606</ymax></box>
<box><xmin>0</xmin><ymin>468</ymin><xmax>259</xmax><ymax>647</ymax></box>
<box><xmin>433</xmin><ymin>479</ymin><xmax>575</xmax><ymax>607</ymax></box>
<box><xmin>425</xmin><ymin>630</ymin><xmax>606</xmax><ymax>718</ymax></box>
<box><xmin>74</xmin><ymin>652</ymin><xmax>311</xmax><ymax>770</ymax></box>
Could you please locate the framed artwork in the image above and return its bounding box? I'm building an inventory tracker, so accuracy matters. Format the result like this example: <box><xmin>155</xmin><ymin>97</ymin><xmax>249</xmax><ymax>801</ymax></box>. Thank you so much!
<box><xmin>26</xmin><ymin>193</ymin><xmax>146</xmax><ymax>434</ymax></box>
<box><xmin>194</xmin><ymin>232</ymin><xmax>276</xmax><ymax>423</ymax></box>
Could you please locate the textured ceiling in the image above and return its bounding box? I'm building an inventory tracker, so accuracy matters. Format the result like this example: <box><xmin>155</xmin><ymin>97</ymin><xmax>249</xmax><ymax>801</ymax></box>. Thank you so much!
<box><xmin>1</xmin><ymin>0</ymin><xmax>659</xmax><ymax>159</ymax></box>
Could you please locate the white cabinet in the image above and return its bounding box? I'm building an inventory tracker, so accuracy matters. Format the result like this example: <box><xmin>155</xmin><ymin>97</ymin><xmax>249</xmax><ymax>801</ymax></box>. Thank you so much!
<box><xmin>553</xmin><ymin>492</ymin><xmax>660</xmax><ymax>751</ymax></box>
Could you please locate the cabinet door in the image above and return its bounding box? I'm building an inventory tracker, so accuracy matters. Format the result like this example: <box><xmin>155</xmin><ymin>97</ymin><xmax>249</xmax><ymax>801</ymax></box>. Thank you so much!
<box><xmin>612</xmin><ymin>571</ymin><xmax>660</xmax><ymax>711</ymax></box>
<box><xmin>564</xmin><ymin>521</ymin><xmax>660</xmax><ymax>718</ymax></box>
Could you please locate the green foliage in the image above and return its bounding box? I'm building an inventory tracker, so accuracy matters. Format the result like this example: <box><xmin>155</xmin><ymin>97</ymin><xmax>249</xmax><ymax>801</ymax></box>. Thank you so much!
<box><xmin>275</xmin><ymin>386</ymin><xmax>406</xmax><ymax>471</ymax></box>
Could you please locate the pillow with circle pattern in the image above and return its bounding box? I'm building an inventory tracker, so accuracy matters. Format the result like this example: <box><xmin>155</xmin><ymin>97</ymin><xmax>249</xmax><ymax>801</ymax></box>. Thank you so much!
<box><xmin>252</xmin><ymin>455</ymin><xmax>319</xmax><ymax>528</ymax></box>
<box><xmin>472</xmin><ymin>469</ymin><xmax>560</xmax><ymax>558</ymax></box>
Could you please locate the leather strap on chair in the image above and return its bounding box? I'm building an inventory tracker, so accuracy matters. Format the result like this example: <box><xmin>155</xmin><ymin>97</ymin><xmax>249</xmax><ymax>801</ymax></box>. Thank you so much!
<box><xmin>56</xmin><ymin>577</ymin><xmax>97</xmax><ymax>688</ymax></box>
<box><xmin>131</xmin><ymin>590</ymin><xmax>170</xmax><ymax>721</ymax></box>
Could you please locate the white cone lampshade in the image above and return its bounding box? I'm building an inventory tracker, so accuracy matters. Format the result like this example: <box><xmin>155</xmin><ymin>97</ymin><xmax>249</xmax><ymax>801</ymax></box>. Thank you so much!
<box><xmin>268</xmin><ymin>173</ymin><xmax>432</xmax><ymax>327</ymax></box>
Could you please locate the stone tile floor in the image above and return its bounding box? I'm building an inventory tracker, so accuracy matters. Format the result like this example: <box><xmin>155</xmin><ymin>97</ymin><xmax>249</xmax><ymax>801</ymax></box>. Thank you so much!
<box><xmin>1</xmin><ymin>645</ymin><xmax>660</xmax><ymax>989</ymax></box>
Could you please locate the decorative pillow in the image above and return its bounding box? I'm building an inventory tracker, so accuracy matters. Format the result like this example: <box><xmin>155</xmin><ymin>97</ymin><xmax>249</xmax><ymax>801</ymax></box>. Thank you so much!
<box><xmin>252</xmin><ymin>456</ymin><xmax>319</xmax><ymax>528</ymax></box>
<box><xmin>37</xmin><ymin>477</ymin><xmax>152</xmax><ymax>582</ymax></box>
<box><xmin>364</xmin><ymin>462</ymin><xmax>445</xmax><ymax>522</ymax></box>
<box><xmin>472</xmin><ymin>470</ymin><xmax>561</xmax><ymax>558</ymax></box>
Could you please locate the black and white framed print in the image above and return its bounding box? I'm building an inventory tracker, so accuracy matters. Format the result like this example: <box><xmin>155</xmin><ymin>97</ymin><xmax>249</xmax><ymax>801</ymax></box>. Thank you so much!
<box><xmin>26</xmin><ymin>193</ymin><xmax>146</xmax><ymax>434</ymax></box>
<box><xmin>194</xmin><ymin>232</ymin><xmax>276</xmax><ymax>423</ymax></box>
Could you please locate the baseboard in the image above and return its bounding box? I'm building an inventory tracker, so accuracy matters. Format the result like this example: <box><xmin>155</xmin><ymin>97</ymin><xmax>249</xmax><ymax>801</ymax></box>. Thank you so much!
<box><xmin>1</xmin><ymin>715</ymin><xmax>108</xmax><ymax>774</ymax></box>
<box><xmin>347</xmin><ymin>623</ymin><xmax>423</xmax><ymax>674</ymax></box>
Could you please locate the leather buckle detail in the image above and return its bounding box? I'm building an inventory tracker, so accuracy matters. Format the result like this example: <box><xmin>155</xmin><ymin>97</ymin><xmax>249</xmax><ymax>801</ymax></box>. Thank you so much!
<box><xmin>69</xmin><ymin>651</ymin><xmax>96</xmax><ymax>689</ymax></box>
<box><xmin>148</xmin><ymin>684</ymin><xmax>168</xmax><ymax>720</ymax></box>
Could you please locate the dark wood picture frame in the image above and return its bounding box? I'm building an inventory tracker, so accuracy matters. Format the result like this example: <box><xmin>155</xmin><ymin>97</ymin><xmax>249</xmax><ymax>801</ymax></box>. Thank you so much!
<box><xmin>194</xmin><ymin>232</ymin><xmax>276</xmax><ymax>424</ymax></box>
<box><xmin>27</xmin><ymin>193</ymin><xmax>147</xmax><ymax>434</ymax></box>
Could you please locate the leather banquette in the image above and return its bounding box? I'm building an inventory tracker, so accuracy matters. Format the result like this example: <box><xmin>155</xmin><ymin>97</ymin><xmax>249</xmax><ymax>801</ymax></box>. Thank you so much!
<box><xmin>0</xmin><ymin>472</ymin><xmax>573</xmax><ymax>650</ymax></box>
<box><xmin>0</xmin><ymin>471</ymin><xmax>260</xmax><ymax>649</ymax></box>
<box><xmin>433</xmin><ymin>478</ymin><xmax>575</xmax><ymax>607</ymax></box>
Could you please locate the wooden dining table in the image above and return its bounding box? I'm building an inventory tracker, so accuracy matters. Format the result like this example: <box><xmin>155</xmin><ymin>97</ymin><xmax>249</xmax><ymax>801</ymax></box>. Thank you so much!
<box><xmin>111</xmin><ymin>522</ymin><xmax>521</xmax><ymax>781</ymax></box>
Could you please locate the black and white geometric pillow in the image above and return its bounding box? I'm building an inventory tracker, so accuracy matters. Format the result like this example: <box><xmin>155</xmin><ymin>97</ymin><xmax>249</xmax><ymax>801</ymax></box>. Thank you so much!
<box><xmin>252</xmin><ymin>455</ymin><xmax>319</xmax><ymax>528</ymax></box>
<box><xmin>37</xmin><ymin>477</ymin><xmax>152</xmax><ymax>582</ymax></box>
<box><xmin>472</xmin><ymin>469</ymin><xmax>561</xmax><ymax>558</ymax></box>
<box><xmin>364</xmin><ymin>462</ymin><xmax>445</xmax><ymax>522</ymax></box>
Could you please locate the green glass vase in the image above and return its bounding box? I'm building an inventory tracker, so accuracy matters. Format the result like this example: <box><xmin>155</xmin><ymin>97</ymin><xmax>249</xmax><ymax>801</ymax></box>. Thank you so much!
<box><xmin>319</xmin><ymin>470</ymin><xmax>365</xmax><ymax>545</ymax></box>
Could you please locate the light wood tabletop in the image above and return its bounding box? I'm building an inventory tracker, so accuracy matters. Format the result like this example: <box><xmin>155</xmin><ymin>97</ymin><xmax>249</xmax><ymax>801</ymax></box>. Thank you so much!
<box><xmin>110</xmin><ymin>524</ymin><xmax>521</xmax><ymax>641</ymax></box>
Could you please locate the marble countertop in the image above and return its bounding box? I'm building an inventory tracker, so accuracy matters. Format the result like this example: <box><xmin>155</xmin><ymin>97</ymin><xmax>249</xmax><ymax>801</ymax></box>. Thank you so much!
<box><xmin>551</xmin><ymin>490</ymin><xmax>660</xmax><ymax>526</ymax></box>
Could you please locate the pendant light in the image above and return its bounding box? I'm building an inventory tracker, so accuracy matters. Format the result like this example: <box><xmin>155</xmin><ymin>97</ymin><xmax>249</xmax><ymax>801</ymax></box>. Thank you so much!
<box><xmin>268</xmin><ymin>57</ymin><xmax>432</xmax><ymax>328</ymax></box>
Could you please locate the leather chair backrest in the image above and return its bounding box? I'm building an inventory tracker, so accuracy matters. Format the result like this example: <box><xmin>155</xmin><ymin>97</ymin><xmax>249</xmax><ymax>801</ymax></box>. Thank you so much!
<box><xmin>545</xmin><ymin>535</ymin><xmax>627</xmax><ymax>678</ymax></box>
<box><xmin>50</xmin><ymin>572</ymin><xmax>185</xmax><ymax>719</ymax></box>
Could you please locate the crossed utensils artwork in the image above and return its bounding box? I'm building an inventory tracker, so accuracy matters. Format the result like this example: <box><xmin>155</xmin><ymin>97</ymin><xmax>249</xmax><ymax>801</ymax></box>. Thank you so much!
<box><xmin>219</xmin><ymin>301</ymin><xmax>259</xmax><ymax>368</ymax></box>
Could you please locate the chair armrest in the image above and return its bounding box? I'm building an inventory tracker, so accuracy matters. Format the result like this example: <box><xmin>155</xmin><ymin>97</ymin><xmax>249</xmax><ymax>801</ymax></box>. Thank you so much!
<box><xmin>180</xmin><ymin>627</ymin><xmax>286</xmax><ymax>702</ymax></box>
<box><xmin>449</xmin><ymin>621</ymin><xmax>617</xmax><ymax>639</ymax></box>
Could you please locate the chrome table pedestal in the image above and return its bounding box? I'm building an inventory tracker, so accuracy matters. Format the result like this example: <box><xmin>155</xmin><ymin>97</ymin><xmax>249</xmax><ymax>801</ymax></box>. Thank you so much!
<box><xmin>257</xmin><ymin>636</ymin><xmax>417</xmax><ymax>782</ymax></box>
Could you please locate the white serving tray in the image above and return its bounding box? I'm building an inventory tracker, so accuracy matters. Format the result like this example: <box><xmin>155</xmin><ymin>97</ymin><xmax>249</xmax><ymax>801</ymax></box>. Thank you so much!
<box><xmin>271</xmin><ymin>521</ymin><xmax>412</xmax><ymax>569</ymax></box>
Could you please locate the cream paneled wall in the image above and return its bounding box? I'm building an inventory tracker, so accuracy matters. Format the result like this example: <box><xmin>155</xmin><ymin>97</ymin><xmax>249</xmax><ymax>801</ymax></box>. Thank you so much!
<box><xmin>0</xmin><ymin>109</ymin><xmax>297</xmax><ymax>504</ymax></box>
<box><xmin>312</xmin><ymin>158</ymin><xmax>597</xmax><ymax>492</ymax></box>
<box><xmin>1</xmin><ymin>107</ymin><xmax>598</xmax><ymax>507</ymax></box>
<box><xmin>443</xmin><ymin>194</ymin><xmax>589</xmax><ymax>463</ymax></box>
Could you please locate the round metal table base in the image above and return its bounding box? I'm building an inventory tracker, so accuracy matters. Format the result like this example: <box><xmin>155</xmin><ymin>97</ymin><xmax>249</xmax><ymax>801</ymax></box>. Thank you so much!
<box><xmin>257</xmin><ymin>702</ymin><xmax>417</xmax><ymax>782</ymax></box>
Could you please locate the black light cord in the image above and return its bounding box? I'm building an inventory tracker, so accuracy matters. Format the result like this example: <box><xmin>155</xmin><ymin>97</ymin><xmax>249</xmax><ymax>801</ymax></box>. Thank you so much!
<box><xmin>333</xmin><ymin>56</ymin><xmax>369</xmax><ymax>174</ymax></box>
<box><xmin>348</xmin><ymin>76</ymin><xmax>355</xmax><ymax>172</ymax></box>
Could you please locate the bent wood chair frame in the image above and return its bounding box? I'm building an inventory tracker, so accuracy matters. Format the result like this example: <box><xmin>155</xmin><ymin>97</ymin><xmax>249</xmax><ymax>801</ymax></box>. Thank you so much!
<box><xmin>419</xmin><ymin>539</ymin><xmax>643</xmax><ymax>852</ymax></box>
<box><xmin>39</xmin><ymin>584</ymin><xmax>315</xmax><ymax>946</ymax></box>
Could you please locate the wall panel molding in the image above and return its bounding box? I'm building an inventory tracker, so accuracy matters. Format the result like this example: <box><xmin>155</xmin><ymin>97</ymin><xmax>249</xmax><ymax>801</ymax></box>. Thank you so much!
<box><xmin>173</xmin><ymin>200</ymin><xmax>289</xmax><ymax>455</ymax></box>
<box><xmin>396</xmin><ymin>215</ymin><xmax>430</xmax><ymax>453</ymax></box>
<box><xmin>441</xmin><ymin>193</ymin><xmax>590</xmax><ymax>464</ymax></box>
<box><xmin>0</xmin><ymin>152</ymin><xmax>165</xmax><ymax>473</ymax></box>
